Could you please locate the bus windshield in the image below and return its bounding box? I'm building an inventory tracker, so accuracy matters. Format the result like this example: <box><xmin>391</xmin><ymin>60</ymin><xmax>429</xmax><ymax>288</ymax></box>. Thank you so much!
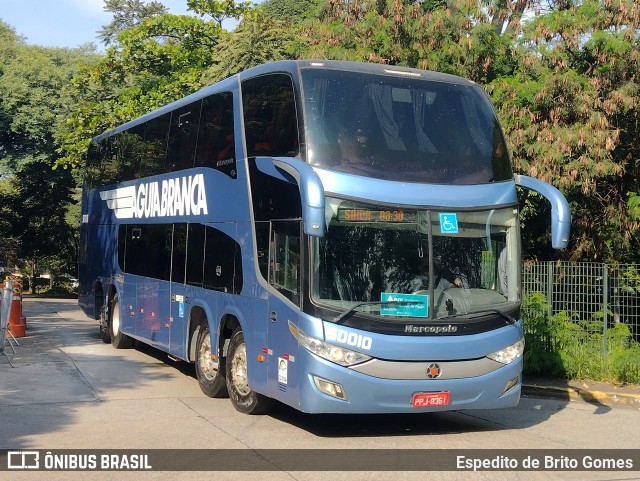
<box><xmin>301</xmin><ymin>69</ymin><xmax>511</xmax><ymax>184</ymax></box>
<box><xmin>311</xmin><ymin>199</ymin><xmax>520</xmax><ymax>320</ymax></box>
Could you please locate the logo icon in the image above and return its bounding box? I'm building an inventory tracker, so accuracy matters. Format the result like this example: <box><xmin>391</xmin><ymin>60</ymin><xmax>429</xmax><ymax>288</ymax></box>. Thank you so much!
<box><xmin>7</xmin><ymin>451</ymin><xmax>39</xmax><ymax>469</ymax></box>
<box><xmin>426</xmin><ymin>363</ymin><xmax>442</xmax><ymax>379</ymax></box>
<box><xmin>439</xmin><ymin>213</ymin><xmax>458</xmax><ymax>234</ymax></box>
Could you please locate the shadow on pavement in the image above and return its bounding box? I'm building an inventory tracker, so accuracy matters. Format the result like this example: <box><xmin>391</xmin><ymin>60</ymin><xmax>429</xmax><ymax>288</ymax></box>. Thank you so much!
<box><xmin>7</xmin><ymin>299</ymin><xmax>622</xmax><ymax>445</ymax></box>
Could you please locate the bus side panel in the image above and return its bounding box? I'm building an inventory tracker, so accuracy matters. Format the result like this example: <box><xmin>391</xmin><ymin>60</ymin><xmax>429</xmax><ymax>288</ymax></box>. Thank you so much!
<box><xmin>244</xmin><ymin>299</ymin><xmax>270</xmax><ymax>395</ymax></box>
<box><xmin>171</xmin><ymin>289</ymin><xmax>217</xmax><ymax>361</ymax></box>
<box><xmin>266</xmin><ymin>295</ymin><xmax>301</xmax><ymax>408</ymax></box>
<box><xmin>78</xmin><ymin>221</ymin><xmax>92</xmax><ymax>317</ymax></box>
<box><xmin>78</xmin><ymin>220</ymin><xmax>118</xmax><ymax>320</ymax></box>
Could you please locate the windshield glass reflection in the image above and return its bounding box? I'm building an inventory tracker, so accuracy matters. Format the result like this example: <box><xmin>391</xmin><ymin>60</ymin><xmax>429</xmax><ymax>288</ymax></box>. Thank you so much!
<box><xmin>302</xmin><ymin>69</ymin><xmax>512</xmax><ymax>184</ymax></box>
<box><xmin>312</xmin><ymin>199</ymin><xmax>520</xmax><ymax>320</ymax></box>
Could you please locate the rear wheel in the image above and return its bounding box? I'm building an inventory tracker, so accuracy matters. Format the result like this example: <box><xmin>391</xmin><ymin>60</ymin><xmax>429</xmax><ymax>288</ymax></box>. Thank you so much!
<box><xmin>109</xmin><ymin>295</ymin><xmax>133</xmax><ymax>349</ymax></box>
<box><xmin>195</xmin><ymin>324</ymin><xmax>228</xmax><ymax>398</ymax></box>
<box><xmin>99</xmin><ymin>304</ymin><xmax>110</xmax><ymax>343</ymax></box>
<box><xmin>226</xmin><ymin>328</ymin><xmax>272</xmax><ymax>414</ymax></box>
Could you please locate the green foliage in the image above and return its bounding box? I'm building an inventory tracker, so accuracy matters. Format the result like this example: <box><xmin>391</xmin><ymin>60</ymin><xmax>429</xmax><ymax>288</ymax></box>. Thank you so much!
<box><xmin>56</xmin><ymin>13</ymin><xmax>225</xmax><ymax>171</ymax></box>
<box><xmin>0</xmin><ymin>158</ymin><xmax>78</xmax><ymax>289</ymax></box>
<box><xmin>629</xmin><ymin>193</ymin><xmax>640</xmax><ymax>222</ymax></box>
<box><xmin>187</xmin><ymin>0</ymin><xmax>253</xmax><ymax>27</ymax></box>
<box><xmin>608</xmin><ymin>343</ymin><xmax>640</xmax><ymax>385</ymax></box>
<box><xmin>201</xmin><ymin>9</ymin><xmax>295</xmax><ymax>84</ymax></box>
<box><xmin>619</xmin><ymin>265</ymin><xmax>640</xmax><ymax>295</ymax></box>
<box><xmin>490</xmin><ymin>0</ymin><xmax>640</xmax><ymax>262</ymax></box>
<box><xmin>521</xmin><ymin>292</ymin><xmax>566</xmax><ymax>377</ymax></box>
<box><xmin>0</xmin><ymin>23</ymin><xmax>96</xmax><ymax>277</ymax></box>
<box><xmin>262</xmin><ymin>0</ymin><xmax>317</xmax><ymax>21</ymax></box>
<box><xmin>294</xmin><ymin>0</ymin><xmax>640</xmax><ymax>264</ymax></box>
<box><xmin>522</xmin><ymin>292</ymin><xmax>640</xmax><ymax>384</ymax></box>
<box><xmin>0</xmin><ymin>37</ymin><xmax>98</xmax><ymax>172</ymax></box>
<box><xmin>294</xmin><ymin>0</ymin><xmax>517</xmax><ymax>82</ymax></box>
<box><xmin>5</xmin><ymin>0</ymin><xmax>640</xmax><ymax>267</ymax></box>
<box><xmin>98</xmin><ymin>0</ymin><xmax>168</xmax><ymax>46</ymax></box>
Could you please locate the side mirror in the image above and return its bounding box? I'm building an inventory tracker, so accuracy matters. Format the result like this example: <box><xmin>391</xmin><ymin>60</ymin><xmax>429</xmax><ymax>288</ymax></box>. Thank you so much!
<box><xmin>255</xmin><ymin>157</ymin><xmax>326</xmax><ymax>237</ymax></box>
<box><xmin>514</xmin><ymin>174</ymin><xmax>571</xmax><ymax>249</ymax></box>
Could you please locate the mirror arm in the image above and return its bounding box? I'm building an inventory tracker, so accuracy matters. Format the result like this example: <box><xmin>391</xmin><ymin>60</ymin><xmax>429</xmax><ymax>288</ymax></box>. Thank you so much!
<box><xmin>514</xmin><ymin>174</ymin><xmax>571</xmax><ymax>249</ymax></box>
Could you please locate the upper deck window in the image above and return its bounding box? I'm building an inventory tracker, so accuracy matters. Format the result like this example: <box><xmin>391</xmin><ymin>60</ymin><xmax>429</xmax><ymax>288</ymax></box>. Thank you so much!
<box><xmin>301</xmin><ymin>69</ymin><xmax>511</xmax><ymax>184</ymax></box>
<box><xmin>242</xmin><ymin>74</ymin><xmax>299</xmax><ymax>158</ymax></box>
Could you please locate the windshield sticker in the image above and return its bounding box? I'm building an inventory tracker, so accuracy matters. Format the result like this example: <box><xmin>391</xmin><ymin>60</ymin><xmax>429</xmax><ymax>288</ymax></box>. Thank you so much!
<box><xmin>380</xmin><ymin>293</ymin><xmax>428</xmax><ymax>317</ymax></box>
<box><xmin>439</xmin><ymin>213</ymin><xmax>458</xmax><ymax>234</ymax></box>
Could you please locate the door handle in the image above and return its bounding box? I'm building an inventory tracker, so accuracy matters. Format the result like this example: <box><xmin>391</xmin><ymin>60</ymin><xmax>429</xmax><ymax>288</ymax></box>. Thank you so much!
<box><xmin>269</xmin><ymin>311</ymin><xmax>277</xmax><ymax>323</ymax></box>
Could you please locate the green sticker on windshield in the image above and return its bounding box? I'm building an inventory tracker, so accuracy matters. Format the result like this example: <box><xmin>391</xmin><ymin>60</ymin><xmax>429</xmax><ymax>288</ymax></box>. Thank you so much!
<box><xmin>380</xmin><ymin>293</ymin><xmax>428</xmax><ymax>317</ymax></box>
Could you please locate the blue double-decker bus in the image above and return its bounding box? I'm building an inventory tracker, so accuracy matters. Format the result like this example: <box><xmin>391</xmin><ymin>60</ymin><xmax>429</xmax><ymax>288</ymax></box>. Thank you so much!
<box><xmin>79</xmin><ymin>60</ymin><xmax>570</xmax><ymax>414</ymax></box>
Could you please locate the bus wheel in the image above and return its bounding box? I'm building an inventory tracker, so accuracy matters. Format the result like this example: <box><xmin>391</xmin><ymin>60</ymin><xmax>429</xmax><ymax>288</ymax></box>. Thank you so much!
<box><xmin>99</xmin><ymin>304</ymin><xmax>111</xmax><ymax>343</ymax></box>
<box><xmin>226</xmin><ymin>328</ymin><xmax>273</xmax><ymax>414</ymax></box>
<box><xmin>195</xmin><ymin>324</ymin><xmax>228</xmax><ymax>398</ymax></box>
<box><xmin>109</xmin><ymin>295</ymin><xmax>133</xmax><ymax>349</ymax></box>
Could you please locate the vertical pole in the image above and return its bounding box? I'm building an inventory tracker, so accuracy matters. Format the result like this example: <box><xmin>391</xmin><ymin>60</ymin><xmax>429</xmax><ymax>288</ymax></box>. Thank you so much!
<box><xmin>547</xmin><ymin>261</ymin><xmax>554</xmax><ymax>318</ymax></box>
<box><xmin>603</xmin><ymin>264</ymin><xmax>608</xmax><ymax>375</ymax></box>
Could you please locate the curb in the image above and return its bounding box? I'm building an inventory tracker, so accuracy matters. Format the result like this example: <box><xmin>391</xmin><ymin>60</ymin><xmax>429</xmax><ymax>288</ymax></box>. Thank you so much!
<box><xmin>522</xmin><ymin>383</ymin><xmax>640</xmax><ymax>408</ymax></box>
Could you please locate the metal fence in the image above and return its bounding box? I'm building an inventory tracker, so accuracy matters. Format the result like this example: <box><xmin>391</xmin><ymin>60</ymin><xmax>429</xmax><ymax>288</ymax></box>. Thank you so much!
<box><xmin>522</xmin><ymin>262</ymin><xmax>640</xmax><ymax>343</ymax></box>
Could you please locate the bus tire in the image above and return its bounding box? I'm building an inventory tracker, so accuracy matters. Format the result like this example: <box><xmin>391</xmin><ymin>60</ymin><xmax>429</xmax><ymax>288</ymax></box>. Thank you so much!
<box><xmin>226</xmin><ymin>328</ymin><xmax>273</xmax><ymax>415</ymax></box>
<box><xmin>109</xmin><ymin>295</ymin><xmax>133</xmax><ymax>349</ymax></box>
<box><xmin>99</xmin><ymin>301</ymin><xmax>111</xmax><ymax>343</ymax></box>
<box><xmin>195</xmin><ymin>324</ymin><xmax>228</xmax><ymax>398</ymax></box>
<box><xmin>99</xmin><ymin>318</ymin><xmax>111</xmax><ymax>343</ymax></box>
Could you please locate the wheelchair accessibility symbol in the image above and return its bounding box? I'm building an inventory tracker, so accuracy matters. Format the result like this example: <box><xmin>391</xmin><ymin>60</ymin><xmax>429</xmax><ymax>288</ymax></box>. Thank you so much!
<box><xmin>439</xmin><ymin>213</ymin><xmax>459</xmax><ymax>234</ymax></box>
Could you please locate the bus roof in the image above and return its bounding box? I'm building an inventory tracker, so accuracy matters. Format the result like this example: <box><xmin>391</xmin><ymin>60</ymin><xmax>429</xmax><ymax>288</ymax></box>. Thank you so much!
<box><xmin>91</xmin><ymin>60</ymin><xmax>478</xmax><ymax>143</ymax></box>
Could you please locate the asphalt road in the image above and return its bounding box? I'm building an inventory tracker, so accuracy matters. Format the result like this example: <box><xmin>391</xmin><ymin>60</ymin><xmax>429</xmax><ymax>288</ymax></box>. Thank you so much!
<box><xmin>1</xmin><ymin>298</ymin><xmax>639</xmax><ymax>481</ymax></box>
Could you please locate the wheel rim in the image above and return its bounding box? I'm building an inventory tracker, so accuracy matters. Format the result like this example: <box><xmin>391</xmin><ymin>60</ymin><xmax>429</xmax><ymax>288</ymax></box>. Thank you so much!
<box><xmin>111</xmin><ymin>302</ymin><xmax>120</xmax><ymax>336</ymax></box>
<box><xmin>230</xmin><ymin>342</ymin><xmax>250</xmax><ymax>396</ymax></box>
<box><xmin>198</xmin><ymin>333</ymin><xmax>218</xmax><ymax>381</ymax></box>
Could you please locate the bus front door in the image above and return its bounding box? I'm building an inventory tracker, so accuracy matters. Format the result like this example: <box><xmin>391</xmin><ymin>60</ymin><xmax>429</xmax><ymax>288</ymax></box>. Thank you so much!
<box><xmin>267</xmin><ymin>221</ymin><xmax>302</xmax><ymax>404</ymax></box>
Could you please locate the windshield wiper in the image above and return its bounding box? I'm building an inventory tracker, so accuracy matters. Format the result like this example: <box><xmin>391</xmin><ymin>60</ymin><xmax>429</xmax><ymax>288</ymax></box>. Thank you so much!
<box><xmin>437</xmin><ymin>308</ymin><xmax>517</xmax><ymax>325</ymax></box>
<box><xmin>334</xmin><ymin>300</ymin><xmax>422</xmax><ymax>324</ymax></box>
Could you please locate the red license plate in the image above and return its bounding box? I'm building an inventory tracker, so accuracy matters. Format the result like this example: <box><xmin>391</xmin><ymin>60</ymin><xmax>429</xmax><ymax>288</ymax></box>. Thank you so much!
<box><xmin>412</xmin><ymin>391</ymin><xmax>450</xmax><ymax>407</ymax></box>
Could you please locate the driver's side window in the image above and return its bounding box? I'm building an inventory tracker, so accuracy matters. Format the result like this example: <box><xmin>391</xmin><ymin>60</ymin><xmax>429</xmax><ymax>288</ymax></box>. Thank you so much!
<box><xmin>269</xmin><ymin>220</ymin><xmax>301</xmax><ymax>305</ymax></box>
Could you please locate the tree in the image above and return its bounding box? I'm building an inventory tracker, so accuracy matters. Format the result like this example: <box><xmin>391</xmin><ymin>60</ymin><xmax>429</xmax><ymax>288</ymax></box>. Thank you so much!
<box><xmin>296</xmin><ymin>0</ymin><xmax>640</xmax><ymax>263</ymax></box>
<box><xmin>201</xmin><ymin>9</ymin><xmax>296</xmax><ymax>84</ymax></box>
<box><xmin>0</xmin><ymin>159</ymin><xmax>77</xmax><ymax>290</ymax></box>
<box><xmin>0</xmin><ymin>32</ymin><xmax>98</xmax><ymax>172</ymax></box>
<box><xmin>98</xmin><ymin>0</ymin><xmax>169</xmax><ymax>45</ymax></box>
<box><xmin>57</xmin><ymin>13</ymin><xmax>224</xmax><ymax>170</ymax></box>
<box><xmin>0</xmin><ymin>21</ymin><xmax>24</xmax><ymax>165</ymax></box>
<box><xmin>489</xmin><ymin>0</ymin><xmax>640</xmax><ymax>261</ymax></box>
<box><xmin>0</xmin><ymin>22</ymin><xmax>97</xmax><ymax>282</ymax></box>
<box><xmin>294</xmin><ymin>0</ymin><xmax>516</xmax><ymax>83</ymax></box>
<box><xmin>187</xmin><ymin>0</ymin><xmax>253</xmax><ymax>28</ymax></box>
<box><xmin>262</xmin><ymin>0</ymin><xmax>317</xmax><ymax>21</ymax></box>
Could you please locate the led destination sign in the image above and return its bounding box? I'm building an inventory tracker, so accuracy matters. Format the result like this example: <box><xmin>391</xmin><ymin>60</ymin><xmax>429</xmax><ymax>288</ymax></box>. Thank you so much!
<box><xmin>338</xmin><ymin>208</ymin><xmax>417</xmax><ymax>223</ymax></box>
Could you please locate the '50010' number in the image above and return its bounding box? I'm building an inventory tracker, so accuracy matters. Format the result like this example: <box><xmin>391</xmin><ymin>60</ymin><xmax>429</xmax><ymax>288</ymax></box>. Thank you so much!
<box><xmin>326</xmin><ymin>328</ymin><xmax>373</xmax><ymax>350</ymax></box>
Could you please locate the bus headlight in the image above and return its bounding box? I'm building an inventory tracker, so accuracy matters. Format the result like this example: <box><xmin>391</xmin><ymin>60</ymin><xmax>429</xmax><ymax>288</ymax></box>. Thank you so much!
<box><xmin>487</xmin><ymin>338</ymin><xmax>524</xmax><ymax>365</ymax></box>
<box><xmin>289</xmin><ymin>322</ymin><xmax>371</xmax><ymax>367</ymax></box>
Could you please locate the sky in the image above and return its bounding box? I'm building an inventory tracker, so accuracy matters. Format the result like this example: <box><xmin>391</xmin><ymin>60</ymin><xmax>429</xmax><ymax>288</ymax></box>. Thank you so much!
<box><xmin>0</xmin><ymin>0</ymin><xmax>198</xmax><ymax>50</ymax></box>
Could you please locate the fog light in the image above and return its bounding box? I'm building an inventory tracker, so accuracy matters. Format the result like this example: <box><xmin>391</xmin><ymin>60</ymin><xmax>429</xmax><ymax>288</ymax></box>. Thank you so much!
<box><xmin>501</xmin><ymin>375</ymin><xmax>520</xmax><ymax>395</ymax></box>
<box><xmin>313</xmin><ymin>376</ymin><xmax>347</xmax><ymax>400</ymax></box>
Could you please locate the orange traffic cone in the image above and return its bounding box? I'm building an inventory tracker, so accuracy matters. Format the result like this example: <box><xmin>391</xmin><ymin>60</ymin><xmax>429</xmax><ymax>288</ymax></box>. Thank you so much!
<box><xmin>7</xmin><ymin>290</ymin><xmax>26</xmax><ymax>338</ymax></box>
